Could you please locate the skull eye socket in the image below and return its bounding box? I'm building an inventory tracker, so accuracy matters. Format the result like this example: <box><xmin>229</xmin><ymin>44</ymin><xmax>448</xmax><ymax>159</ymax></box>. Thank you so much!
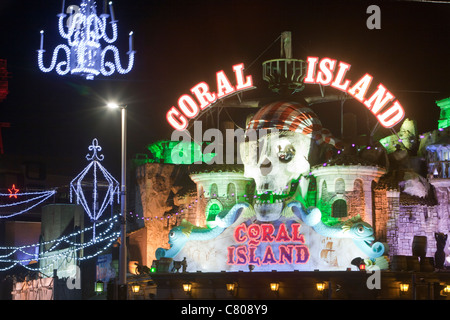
<box><xmin>277</xmin><ymin>144</ymin><xmax>295</xmax><ymax>163</ymax></box>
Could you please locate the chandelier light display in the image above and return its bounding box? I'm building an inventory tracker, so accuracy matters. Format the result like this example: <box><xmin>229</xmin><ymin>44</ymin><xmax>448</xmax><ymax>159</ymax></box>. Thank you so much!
<box><xmin>70</xmin><ymin>138</ymin><xmax>120</xmax><ymax>225</ymax></box>
<box><xmin>37</xmin><ymin>0</ymin><xmax>135</xmax><ymax>80</ymax></box>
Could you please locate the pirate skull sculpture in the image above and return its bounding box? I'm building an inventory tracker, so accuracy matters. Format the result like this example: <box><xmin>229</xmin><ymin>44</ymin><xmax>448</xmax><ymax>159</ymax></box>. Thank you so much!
<box><xmin>240</xmin><ymin>101</ymin><xmax>339</xmax><ymax>221</ymax></box>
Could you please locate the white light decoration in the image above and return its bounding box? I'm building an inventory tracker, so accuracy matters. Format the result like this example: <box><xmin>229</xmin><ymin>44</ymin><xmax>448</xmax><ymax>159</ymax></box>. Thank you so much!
<box><xmin>70</xmin><ymin>138</ymin><xmax>120</xmax><ymax>225</ymax></box>
<box><xmin>38</xmin><ymin>0</ymin><xmax>135</xmax><ymax>80</ymax></box>
<box><xmin>0</xmin><ymin>215</ymin><xmax>120</xmax><ymax>273</ymax></box>
<box><xmin>0</xmin><ymin>190</ymin><xmax>56</xmax><ymax>219</ymax></box>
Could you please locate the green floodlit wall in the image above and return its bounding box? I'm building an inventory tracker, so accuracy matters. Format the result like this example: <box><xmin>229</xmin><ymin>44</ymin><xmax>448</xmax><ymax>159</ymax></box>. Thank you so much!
<box><xmin>145</xmin><ymin>140</ymin><xmax>215</xmax><ymax>164</ymax></box>
<box><xmin>437</xmin><ymin>97</ymin><xmax>450</xmax><ymax>130</ymax></box>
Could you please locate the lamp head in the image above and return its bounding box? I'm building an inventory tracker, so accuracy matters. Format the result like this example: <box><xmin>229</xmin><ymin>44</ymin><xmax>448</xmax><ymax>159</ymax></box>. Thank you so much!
<box><xmin>107</xmin><ymin>102</ymin><xmax>120</xmax><ymax>109</ymax></box>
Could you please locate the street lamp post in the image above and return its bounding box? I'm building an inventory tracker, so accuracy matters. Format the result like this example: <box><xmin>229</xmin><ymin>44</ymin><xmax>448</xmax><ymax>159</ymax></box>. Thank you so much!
<box><xmin>107</xmin><ymin>102</ymin><xmax>127</xmax><ymax>299</ymax></box>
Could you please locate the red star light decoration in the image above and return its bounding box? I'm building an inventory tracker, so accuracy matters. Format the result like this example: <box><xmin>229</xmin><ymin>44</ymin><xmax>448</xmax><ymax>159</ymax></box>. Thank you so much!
<box><xmin>8</xmin><ymin>184</ymin><xmax>19</xmax><ymax>198</ymax></box>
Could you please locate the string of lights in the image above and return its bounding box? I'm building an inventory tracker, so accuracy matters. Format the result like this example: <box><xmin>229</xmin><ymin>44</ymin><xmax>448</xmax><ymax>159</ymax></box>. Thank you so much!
<box><xmin>0</xmin><ymin>215</ymin><xmax>120</xmax><ymax>272</ymax></box>
<box><xmin>0</xmin><ymin>190</ymin><xmax>56</xmax><ymax>219</ymax></box>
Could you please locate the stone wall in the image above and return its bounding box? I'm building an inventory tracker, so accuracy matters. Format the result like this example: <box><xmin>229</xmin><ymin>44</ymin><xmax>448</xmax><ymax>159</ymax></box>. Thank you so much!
<box><xmin>373</xmin><ymin>188</ymin><xmax>389</xmax><ymax>242</ymax></box>
<box><xmin>317</xmin><ymin>179</ymin><xmax>368</xmax><ymax>226</ymax></box>
<box><xmin>377</xmin><ymin>187</ymin><xmax>450</xmax><ymax>264</ymax></box>
<box><xmin>131</xmin><ymin>163</ymin><xmax>204</xmax><ymax>265</ymax></box>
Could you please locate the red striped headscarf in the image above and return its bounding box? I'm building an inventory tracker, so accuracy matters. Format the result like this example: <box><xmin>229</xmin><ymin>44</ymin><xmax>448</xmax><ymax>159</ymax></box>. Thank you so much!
<box><xmin>246</xmin><ymin>101</ymin><xmax>341</xmax><ymax>148</ymax></box>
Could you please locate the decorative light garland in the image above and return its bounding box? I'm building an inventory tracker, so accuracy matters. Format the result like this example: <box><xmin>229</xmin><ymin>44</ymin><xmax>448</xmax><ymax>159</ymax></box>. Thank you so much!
<box><xmin>38</xmin><ymin>0</ymin><xmax>135</xmax><ymax>80</ymax></box>
<box><xmin>0</xmin><ymin>215</ymin><xmax>120</xmax><ymax>273</ymax></box>
<box><xmin>0</xmin><ymin>189</ymin><xmax>56</xmax><ymax>219</ymax></box>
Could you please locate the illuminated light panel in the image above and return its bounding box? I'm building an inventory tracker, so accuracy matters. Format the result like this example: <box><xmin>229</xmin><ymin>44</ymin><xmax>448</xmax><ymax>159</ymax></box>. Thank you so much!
<box><xmin>304</xmin><ymin>56</ymin><xmax>405</xmax><ymax>128</ymax></box>
<box><xmin>37</xmin><ymin>0</ymin><xmax>135</xmax><ymax>80</ymax></box>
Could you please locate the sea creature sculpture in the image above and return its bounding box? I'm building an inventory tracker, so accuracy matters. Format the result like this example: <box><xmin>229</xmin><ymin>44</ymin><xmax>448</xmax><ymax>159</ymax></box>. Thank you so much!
<box><xmin>155</xmin><ymin>202</ymin><xmax>249</xmax><ymax>259</ymax></box>
<box><xmin>287</xmin><ymin>201</ymin><xmax>385</xmax><ymax>259</ymax></box>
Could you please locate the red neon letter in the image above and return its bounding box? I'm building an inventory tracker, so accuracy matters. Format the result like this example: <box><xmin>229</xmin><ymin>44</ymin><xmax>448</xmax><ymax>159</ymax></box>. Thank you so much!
<box><xmin>363</xmin><ymin>84</ymin><xmax>395</xmax><ymax>115</ymax></box>
<box><xmin>294</xmin><ymin>245</ymin><xmax>310</xmax><ymax>264</ymax></box>
<box><xmin>234</xmin><ymin>223</ymin><xmax>247</xmax><ymax>243</ymax></box>
<box><xmin>248</xmin><ymin>246</ymin><xmax>261</xmax><ymax>266</ymax></box>
<box><xmin>347</xmin><ymin>73</ymin><xmax>373</xmax><ymax>102</ymax></box>
<box><xmin>261</xmin><ymin>245</ymin><xmax>277</xmax><ymax>264</ymax></box>
<box><xmin>279</xmin><ymin>245</ymin><xmax>294</xmax><ymax>264</ymax></box>
<box><xmin>235</xmin><ymin>246</ymin><xmax>248</xmax><ymax>265</ymax></box>
<box><xmin>291</xmin><ymin>223</ymin><xmax>304</xmax><ymax>243</ymax></box>
<box><xmin>331</xmin><ymin>61</ymin><xmax>352</xmax><ymax>91</ymax></box>
<box><xmin>233</xmin><ymin>63</ymin><xmax>253</xmax><ymax>90</ymax></box>
<box><xmin>247</xmin><ymin>224</ymin><xmax>261</xmax><ymax>246</ymax></box>
<box><xmin>166</xmin><ymin>107</ymin><xmax>188</xmax><ymax>131</ymax></box>
<box><xmin>377</xmin><ymin>100</ymin><xmax>405</xmax><ymax>128</ymax></box>
<box><xmin>261</xmin><ymin>224</ymin><xmax>275</xmax><ymax>242</ymax></box>
<box><xmin>275</xmin><ymin>223</ymin><xmax>291</xmax><ymax>242</ymax></box>
<box><xmin>191</xmin><ymin>82</ymin><xmax>217</xmax><ymax>110</ymax></box>
<box><xmin>227</xmin><ymin>247</ymin><xmax>236</xmax><ymax>265</ymax></box>
<box><xmin>216</xmin><ymin>70</ymin><xmax>235</xmax><ymax>98</ymax></box>
<box><xmin>316</xmin><ymin>58</ymin><xmax>337</xmax><ymax>86</ymax></box>
<box><xmin>304</xmin><ymin>56</ymin><xmax>319</xmax><ymax>84</ymax></box>
<box><xmin>178</xmin><ymin>94</ymin><xmax>200</xmax><ymax>119</ymax></box>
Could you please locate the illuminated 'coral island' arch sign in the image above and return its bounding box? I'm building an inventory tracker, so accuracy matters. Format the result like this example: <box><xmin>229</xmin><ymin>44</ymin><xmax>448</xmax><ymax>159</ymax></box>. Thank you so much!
<box><xmin>166</xmin><ymin>57</ymin><xmax>405</xmax><ymax>131</ymax></box>
<box><xmin>157</xmin><ymin>56</ymin><xmax>401</xmax><ymax>272</ymax></box>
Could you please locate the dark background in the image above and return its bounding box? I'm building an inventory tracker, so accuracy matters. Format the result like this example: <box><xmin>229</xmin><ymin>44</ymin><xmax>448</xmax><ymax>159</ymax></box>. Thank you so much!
<box><xmin>0</xmin><ymin>0</ymin><xmax>449</xmax><ymax>179</ymax></box>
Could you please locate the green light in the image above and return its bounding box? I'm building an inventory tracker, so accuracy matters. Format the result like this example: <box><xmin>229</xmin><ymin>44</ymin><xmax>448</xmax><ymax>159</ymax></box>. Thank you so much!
<box><xmin>146</xmin><ymin>140</ymin><xmax>215</xmax><ymax>164</ymax></box>
<box><xmin>95</xmin><ymin>280</ymin><xmax>104</xmax><ymax>294</ymax></box>
<box><xmin>437</xmin><ymin>97</ymin><xmax>450</xmax><ymax>130</ymax></box>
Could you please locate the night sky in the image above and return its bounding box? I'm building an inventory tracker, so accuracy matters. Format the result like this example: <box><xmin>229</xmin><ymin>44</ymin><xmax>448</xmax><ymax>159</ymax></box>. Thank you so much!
<box><xmin>0</xmin><ymin>0</ymin><xmax>449</xmax><ymax>178</ymax></box>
